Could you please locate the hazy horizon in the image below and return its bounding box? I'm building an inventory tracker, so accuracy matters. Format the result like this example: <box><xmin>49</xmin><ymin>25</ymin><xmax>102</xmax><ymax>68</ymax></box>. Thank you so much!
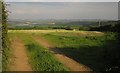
<box><xmin>5</xmin><ymin>0</ymin><xmax>120</xmax><ymax>2</ymax></box>
<box><xmin>7</xmin><ymin>2</ymin><xmax>118</xmax><ymax>21</ymax></box>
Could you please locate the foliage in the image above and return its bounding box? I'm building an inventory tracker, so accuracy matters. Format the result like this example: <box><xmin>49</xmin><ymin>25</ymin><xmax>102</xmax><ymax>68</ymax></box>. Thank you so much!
<box><xmin>8</xmin><ymin>25</ymin><xmax>89</xmax><ymax>31</ymax></box>
<box><xmin>1</xmin><ymin>1</ymin><xmax>8</xmax><ymax>48</ymax></box>
<box><xmin>89</xmin><ymin>20</ymin><xmax>120</xmax><ymax>32</ymax></box>
<box><xmin>2</xmin><ymin>47</ymin><xmax>9</xmax><ymax>71</ymax></box>
<box><xmin>1</xmin><ymin>1</ymin><xmax>9</xmax><ymax>71</ymax></box>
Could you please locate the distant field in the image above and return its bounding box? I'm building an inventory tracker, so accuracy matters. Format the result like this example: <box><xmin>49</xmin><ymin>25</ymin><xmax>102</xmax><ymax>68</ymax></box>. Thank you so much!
<box><xmin>4</xmin><ymin>30</ymin><xmax>120</xmax><ymax>71</ymax></box>
<box><xmin>8</xmin><ymin>30</ymin><xmax>104</xmax><ymax>36</ymax></box>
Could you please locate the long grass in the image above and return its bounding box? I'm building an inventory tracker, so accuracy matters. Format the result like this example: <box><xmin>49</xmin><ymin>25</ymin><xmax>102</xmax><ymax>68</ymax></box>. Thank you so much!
<box><xmin>36</xmin><ymin>31</ymin><xmax>119</xmax><ymax>71</ymax></box>
<box><xmin>8</xmin><ymin>32</ymin><xmax>69</xmax><ymax>71</ymax></box>
<box><xmin>8</xmin><ymin>30</ymin><xmax>120</xmax><ymax>72</ymax></box>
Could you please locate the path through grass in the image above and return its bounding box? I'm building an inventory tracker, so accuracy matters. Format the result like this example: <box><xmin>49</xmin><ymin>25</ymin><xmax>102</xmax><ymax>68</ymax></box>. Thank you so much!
<box><xmin>8</xmin><ymin>32</ymin><xmax>68</xmax><ymax>71</ymax></box>
<box><xmin>8</xmin><ymin>37</ymin><xmax>32</xmax><ymax>71</ymax></box>
<box><xmin>33</xmin><ymin>36</ymin><xmax>92</xmax><ymax>71</ymax></box>
<box><xmin>8</xmin><ymin>30</ymin><xmax>120</xmax><ymax>72</ymax></box>
<box><xmin>34</xmin><ymin>31</ymin><xmax>118</xmax><ymax>71</ymax></box>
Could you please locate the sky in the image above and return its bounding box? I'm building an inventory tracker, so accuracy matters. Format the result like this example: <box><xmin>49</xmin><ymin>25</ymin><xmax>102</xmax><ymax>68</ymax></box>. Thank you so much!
<box><xmin>4</xmin><ymin>0</ymin><xmax>120</xmax><ymax>2</ymax></box>
<box><xmin>6</xmin><ymin>2</ymin><xmax>118</xmax><ymax>20</ymax></box>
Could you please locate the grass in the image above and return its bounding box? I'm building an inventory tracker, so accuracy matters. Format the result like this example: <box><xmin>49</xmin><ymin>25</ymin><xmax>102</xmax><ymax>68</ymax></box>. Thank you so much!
<box><xmin>8</xmin><ymin>32</ymin><xmax>69</xmax><ymax>71</ymax></box>
<box><xmin>36</xmin><ymin>31</ymin><xmax>120</xmax><ymax>71</ymax></box>
<box><xmin>8</xmin><ymin>30</ymin><xmax>120</xmax><ymax>72</ymax></box>
<box><xmin>37</xmin><ymin>32</ymin><xmax>106</xmax><ymax>47</ymax></box>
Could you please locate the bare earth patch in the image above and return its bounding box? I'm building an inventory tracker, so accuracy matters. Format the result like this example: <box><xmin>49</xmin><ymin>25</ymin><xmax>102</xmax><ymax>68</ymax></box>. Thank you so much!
<box><xmin>9</xmin><ymin>37</ymin><xmax>32</xmax><ymax>71</ymax></box>
<box><xmin>33</xmin><ymin>36</ymin><xmax>92</xmax><ymax>71</ymax></box>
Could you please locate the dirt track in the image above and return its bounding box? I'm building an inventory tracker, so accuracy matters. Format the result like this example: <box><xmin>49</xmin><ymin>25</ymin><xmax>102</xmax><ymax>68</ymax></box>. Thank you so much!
<box><xmin>33</xmin><ymin>36</ymin><xmax>92</xmax><ymax>71</ymax></box>
<box><xmin>9</xmin><ymin>37</ymin><xmax>32</xmax><ymax>71</ymax></box>
<box><xmin>8</xmin><ymin>31</ymin><xmax>92</xmax><ymax>71</ymax></box>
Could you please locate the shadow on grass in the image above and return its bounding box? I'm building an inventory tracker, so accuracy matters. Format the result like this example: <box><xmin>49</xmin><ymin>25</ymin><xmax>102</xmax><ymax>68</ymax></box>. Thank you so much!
<box><xmin>50</xmin><ymin>33</ymin><xmax>120</xmax><ymax>72</ymax></box>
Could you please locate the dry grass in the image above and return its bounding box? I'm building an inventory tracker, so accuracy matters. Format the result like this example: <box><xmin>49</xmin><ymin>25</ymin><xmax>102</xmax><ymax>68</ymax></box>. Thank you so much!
<box><xmin>8</xmin><ymin>30</ymin><xmax>104</xmax><ymax>36</ymax></box>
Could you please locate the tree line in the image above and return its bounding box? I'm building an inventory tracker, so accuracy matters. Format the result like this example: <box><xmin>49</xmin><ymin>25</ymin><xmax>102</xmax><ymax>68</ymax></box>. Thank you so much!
<box><xmin>89</xmin><ymin>21</ymin><xmax>120</xmax><ymax>32</ymax></box>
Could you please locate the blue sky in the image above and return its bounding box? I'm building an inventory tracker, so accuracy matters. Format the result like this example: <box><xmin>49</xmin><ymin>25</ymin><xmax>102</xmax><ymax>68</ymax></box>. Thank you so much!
<box><xmin>5</xmin><ymin>0</ymin><xmax>120</xmax><ymax>2</ymax></box>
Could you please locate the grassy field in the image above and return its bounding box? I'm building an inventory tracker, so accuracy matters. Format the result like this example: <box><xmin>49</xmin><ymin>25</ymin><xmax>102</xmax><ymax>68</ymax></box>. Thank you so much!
<box><xmin>37</xmin><ymin>31</ymin><xmax>120</xmax><ymax>71</ymax></box>
<box><xmin>4</xmin><ymin>30</ymin><xmax>120</xmax><ymax>71</ymax></box>
<box><xmin>8</xmin><ymin>31</ymin><xmax>69</xmax><ymax>71</ymax></box>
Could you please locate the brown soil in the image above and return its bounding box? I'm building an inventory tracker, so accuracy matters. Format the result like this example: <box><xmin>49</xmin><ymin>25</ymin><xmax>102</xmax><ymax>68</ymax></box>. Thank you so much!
<box><xmin>9</xmin><ymin>37</ymin><xmax>32</xmax><ymax>71</ymax></box>
<box><xmin>33</xmin><ymin>36</ymin><xmax>92</xmax><ymax>71</ymax></box>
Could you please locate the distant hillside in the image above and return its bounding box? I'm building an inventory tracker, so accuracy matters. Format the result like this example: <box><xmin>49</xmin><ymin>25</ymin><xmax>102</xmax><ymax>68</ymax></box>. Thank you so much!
<box><xmin>8</xmin><ymin>19</ymin><xmax>118</xmax><ymax>31</ymax></box>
